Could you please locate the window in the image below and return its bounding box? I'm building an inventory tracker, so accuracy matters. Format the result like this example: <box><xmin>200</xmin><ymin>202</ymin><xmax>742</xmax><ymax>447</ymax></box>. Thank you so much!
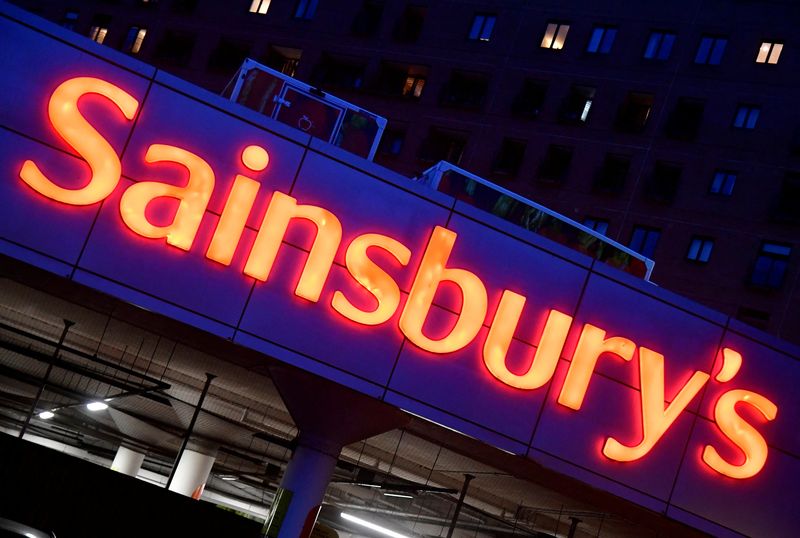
<box><xmin>492</xmin><ymin>138</ymin><xmax>526</xmax><ymax>176</ymax></box>
<box><xmin>694</xmin><ymin>35</ymin><xmax>727</xmax><ymax>65</ymax></box>
<box><xmin>469</xmin><ymin>14</ymin><xmax>496</xmax><ymax>42</ymax></box>
<box><xmin>207</xmin><ymin>38</ymin><xmax>251</xmax><ymax>73</ymax></box>
<box><xmin>312</xmin><ymin>54</ymin><xmax>367</xmax><ymax>90</ymax></box>
<box><xmin>586</xmin><ymin>26</ymin><xmax>617</xmax><ymax>54</ymax></box>
<box><xmin>538</xmin><ymin>145</ymin><xmax>573</xmax><ymax>183</ymax></box>
<box><xmin>629</xmin><ymin>226</ymin><xmax>660</xmax><ymax>258</ymax></box>
<box><xmin>540</xmin><ymin>22</ymin><xmax>569</xmax><ymax>50</ymax></box>
<box><xmin>393</xmin><ymin>5</ymin><xmax>425</xmax><ymax>43</ymax></box>
<box><xmin>756</xmin><ymin>41</ymin><xmax>783</xmax><ymax>64</ymax></box>
<box><xmin>378</xmin><ymin>128</ymin><xmax>405</xmax><ymax>156</ymax></box>
<box><xmin>645</xmin><ymin>161</ymin><xmax>682</xmax><ymax>204</ymax></box>
<box><xmin>664</xmin><ymin>98</ymin><xmax>704</xmax><ymax>140</ymax></box>
<box><xmin>511</xmin><ymin>79</ymin><xmax>547</xmax><ymax>119</ymax></box>
<box><xmin>61</xmin><ymin>10</ymin><xmax>79</xmax><ymax>30</ymax></box>
<box><xmin>122</xmin><ymin>27</ymin><xmax>147</xmax><ymax>54</ymax></box>
<box><xmin>593</xmin><ymin>154</ymin><xmax>631</xmax><ymax>194</ymax></box>
<box><xmin>733</xmin><ymin>105</ymin><xmax>760</xmax><ymax>129</ymax></box>
<box><xmin>352</xmin><ymin>0</ymin><xmax>384</xmax><ymax>37</ymax></box>
<box><xmin>615</xmin><ymin>92</ymin><xmax>654</xmax><ymax>132</ymax></box>
<box><xmin>153</xmin><ymin>30</ymin><xmax>196</xmax><ymax>65</ymax></box>
<box><xmin>402</xmin><ymin>74</ymin><xmax>426</xmax><ymax>98</ymax></box>
<box><xmin>750</xmin><ymin>242</ymin><xmax>791</xmax><ymax>288</ymax></box>
<box><xmin>644</xmin><ymin>31</ymin><xmax>676</xmax><ymax>60</ymax></box>
<box><xmin>710</xmin><ymin>170</ymin><xmax>736</xmax><ymax>195</ymax></box>
<box><xmin>418</xmin><ymin>127</ymin><xmax>468</xmax><ymax>164</ymax></box>
<box><xmin>687</xmin><ymin>237</ymin><xmax>714</xmax><ymax>263</ymax></box>
<box><xmin>262</xmin><ymin>46</ymin><xmax>302</xmax><ymax>77</ymax></box>
<box><xmin>88</xmin><ymin>15</ymin><xmax>111</xmax><ymax>44</ymax></box>
<box><xmin>439</xmin><ymin>71</ymin><xmax>489</xmax><ymax>110</ymax></box>
<box><xmin>772</xmin><ymin>173</ymin><xmax>800</xmax><ymax>223</ymax></box>
<box><xmin>249</xmin><ymin>0</ymin><xmax>271</xmax><ymax>14</ymax></box>
<box><xmin>583</xmin><ymin>217</ymin><xmax>609</xmax><ymax>235</ymax></box>
<box><xmin>294</xmin><ymin>0</ymin><xmax>318</xmax><ymax>19</ymax></box>
<box><xmin>376</xmin><ymin>62</ymin><xmax>427</xmax><ymax>98</ymax></box>
<box><xmin>559</xmin><ymin>85</ymin><xmax>595</xmax><ymax>124</ymax></box>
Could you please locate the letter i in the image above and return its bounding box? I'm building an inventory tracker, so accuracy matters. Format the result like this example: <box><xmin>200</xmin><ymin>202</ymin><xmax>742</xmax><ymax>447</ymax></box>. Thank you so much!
<box><xmin>206</xmin><ymin>145</ymin><xmax>267</xmax><ymax>265</ymax></box>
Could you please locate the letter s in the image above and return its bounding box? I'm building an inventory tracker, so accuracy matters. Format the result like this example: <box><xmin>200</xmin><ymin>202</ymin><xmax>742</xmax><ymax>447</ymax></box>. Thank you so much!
<box><xmin>19</xmin><ymin>77</ymin><xmax>139</xmax><ymax>205</ymax></box>
<box><xmin>702</xmin><ymin>389</ymin><xmax>777</xmax><ymax>479</ymax></box>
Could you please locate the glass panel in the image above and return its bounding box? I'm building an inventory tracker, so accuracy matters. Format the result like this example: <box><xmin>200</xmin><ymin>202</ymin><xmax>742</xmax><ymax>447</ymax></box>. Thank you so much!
<box><xmin>644</xmin><ymin>33</ymin><xmax>660</xmax><ymax>58</ymax></box>
<box><xmin>553</xmin><ymin>24</ymin><xmax>569</xmax><ymax>49</ymax></box>
<box><xmin>695</xmin><ymin>37</ymin><xmax>712</xmax><ymax>63</ymax></box>
<box><xmin>600</xmin><ymin>28</ymin><xmax>617</xmax><ymax>53</ymax></box>
<box><xmin>709</xmin><ymin>38</ymin><xmax>727</xmax><ymax>64</ymax></box>
<box><xmin>468</xmin><ymin>15</ymin><xmax>484</xmax><ymax>40</ymax></box>
<box><xmin>769</xmin><ymin>43</ymin><xmax>783</xmax><ymax>64</ymax></box>
<box><xmin>540</xmin><ymin>23</ymin><xmax>556</xmax><ymax>48</ymax></box>
<box><xmin>659</xmin><ymin>33</ymin><xmax>675</xmax><ymax>59</ymax></box>
<box><xmin>746</xmin><ymin>108</ymin><xmax>760</xmax><ymax>129</ymax></box>
<box><xmin>756</xmin><ymin>42</ymin><xmax>771</xmax><ymax>63</ymax></box>
<box><xmin>587</xmin><ymin>28</ymin><xmax>603</xmax><ymax>52</ymax></box>
<box><xmin>276</xmin><ymin>87</ymin><xmax>343</xmax><ymax>141</ymax></box>
<box><xmin>334</xmin><ymin>109</ymin><xmax>380</xmax><ymax>158</ymax></box>
<box><xmin>688</xmin><ymin>239</ymin><xmax>701</xmax><ymax>260</ymax></box>
<box><xmin>481</xmin><ymin>16</ymin><xmax>495</xmax><ymax>40</ymax></box>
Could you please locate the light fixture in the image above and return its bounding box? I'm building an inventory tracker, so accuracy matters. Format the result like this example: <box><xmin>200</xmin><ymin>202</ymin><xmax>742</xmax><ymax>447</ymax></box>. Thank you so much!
<box><xmin>383</xmin><ymin>492</ymin><xmax>414</xmax><ymax>499</ymax></box>
<box><xmin>38</xmin><ymin>410</ymin><xmax>55</xmax><ymax>420</ymax></box>
<box><xmin>341</xmin><ymin>512</ymin><xmax>410</xmax><ymax>538</ymax></box>
<box><xmin>357</xmin><ymin>483</ymin><xmax>382</xmax><ymax>488</ymax></box>
<box><xmin>220</xmin><ymin>475</ymin><xmax>238</xmax><ymax>481</ymax></box>
<box><xmin>86</xmin><ymin>401</ymin><xmax>108</xmax><ymax>411</ymax></box>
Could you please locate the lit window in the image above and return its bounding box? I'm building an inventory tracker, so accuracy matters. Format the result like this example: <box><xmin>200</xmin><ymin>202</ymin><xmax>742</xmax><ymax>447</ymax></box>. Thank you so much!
<box><xmin>733</xmin><ymin>105</ymin><xmax>760</xmax><ymax>129</ymax></box>
<box><xmin>756</xmin><ymin>41</ymin><xmax>783</xmax><ymax>64</ymax></box>
<box><xmin>583</xmin><ymin>218</ymin><xmax>609</xmax><ymax>235</ymax></box>
<box><xmin>249</xmin><ymin>0</ymin><xmax>271</xmax><ymax>14</ymax></box>
<box><xmin>89</xmin><ymin>25</ymin><xmax>108</xmax><ymax>44</ymax></box>
<box><xmin>644</xmin><ymin>31</ymin><xmax>676</xmax><ymax>60</ymax></box>
<box><xmin>750</xmin><ymin>242</ymin><xmax>791</xmax><ymax>288</ymax></box>
<box><xmin>469</xmin><ymin>14</ymin><xmax>496</xmax><ymax>42</ymax></box>
<box><xmin>695</xmin><ymin>35</ymin><xmax>727</xmax><ymax>65</ymax></box>
<box><xmin>123</xmin><ymin>27</ymin><xmax>147</xmax><ymax>54</ymax></box>
<box><xmin>402</xmin><ymin>75</ymin><xmax>426</xmax><ymax>98</ymax></box>
<box><xmin>61</xmin><ymin>11</ymin><xmax>79</xmax><ymax>30</ymax></box>
<box><xmin>541</xmin><ymin>22</ymin><xmax>569</xmax><ymax>50</ymax></box>
<box><xmin>687</xmin><ymin>237</ymin><xmax>714</xmax><ymax>263</ymax></box>
<box><xmin>629</xmin><ymin>226</ymin><xmax>660</xmax><ymax>258</ymax></box>
<box><xmin>710</xmin><ymin>170</ymin><xmax>736</xmax><ymax>195</ymax></box>
<box><xmin>586</xmin><ymin>26</ymin><xmax>617</xmax><ymax>54</ymax></box>
<box><xmin>294</xmin><ymin>0</ymin><xmax>318</xmax><ymax>19</ymax></box>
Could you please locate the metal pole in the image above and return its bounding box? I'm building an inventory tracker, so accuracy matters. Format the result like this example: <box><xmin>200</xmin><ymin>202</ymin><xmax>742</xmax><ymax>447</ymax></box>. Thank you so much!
<box><xmin>165</xmin><ymin>372</ymin><xmax>216</xmax><ymax>489</ymax></box>
<box><xmin>446</xmin><ymin>473</ymin><xmax>474</xmax><ymax>538</ymax></box>
<box><xmin>567</xmin><ymin>517</ymin><xmax>582</xmax><ymax>538</ymax></box>
<box><xmin>18</xmin><ymin>319</ymin><xmax>74</xmax><ymax>438</ymax></box>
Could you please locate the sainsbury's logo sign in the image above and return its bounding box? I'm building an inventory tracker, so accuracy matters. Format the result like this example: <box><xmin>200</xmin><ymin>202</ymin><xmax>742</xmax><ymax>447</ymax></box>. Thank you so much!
<box><xmin>19</xmin><ymin>77</ymin><xmax>778</xmax><ymax>479</ymax></box>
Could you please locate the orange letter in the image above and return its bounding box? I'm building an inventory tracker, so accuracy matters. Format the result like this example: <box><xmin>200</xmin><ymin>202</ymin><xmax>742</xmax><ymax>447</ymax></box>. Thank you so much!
<box><xmin>244</xmin><ymin>191</ymin><xmax>342</xmax><ymax>302</ymax></box>
<box><xmin>603</xmin><ymin>348</ymin><xmax>710</xmax><ymax>461</ymax></box>
<box><xmin>332</xmin><ymin>233</ymin><xmax>411</xmax><ymax>325</ymax></box>
<box><xmin>20</xmin><ymin>76</ymin><xmax>139</xmax><ymax>205</ymax></box>
<box><xmin>702</xmin><ymin>389</ymin><xmax>777</xmax><ymax>479</ymax></box>
<box><xmin>483</xmin><ymin>290</ymin><xmax>572</xmax><ymax>389</ymax></box>
<box><xmin>399</xmin><ymin>226</ymin><xmax>487</xmax><ymax>354</ymax></box>
<box><xmin>206</xmin><ymin>145</ymin><xmax>267</xmax><ymax>265</ymax></box>
<box><xmin>558</xmin><ymin>324</ymin><xmax>635</xmax><ymax>410</ymax></box>
<box><xmin>119</xmin><ymin>144</ymin><xmax>214</xmax><ymax>251</ymax></box>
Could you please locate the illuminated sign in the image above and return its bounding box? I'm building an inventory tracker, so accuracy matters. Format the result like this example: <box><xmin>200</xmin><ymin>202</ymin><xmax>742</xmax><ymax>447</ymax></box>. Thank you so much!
<box><xmin>20</xmin><ymin>77</ymin><xmax>778</xmax><ymax>479</ymax></box>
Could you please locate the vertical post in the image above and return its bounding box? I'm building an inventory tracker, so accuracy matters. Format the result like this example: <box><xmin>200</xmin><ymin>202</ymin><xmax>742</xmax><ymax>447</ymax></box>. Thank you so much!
<box><xmin>567</xmin><ymin>517</ymin><xmax>581</xmax><ymax>538</ymax></box>
<box><xmin>165</xmin><ymin>372</ymin><xmax>215</xmax><ymax>490</ymax></box>
<box><xmin>446</xmin><ymin>473</ymin><xmax>475</xmax><ymax>538</ymax></box>
<box><xmin>19</xmin><ymin>319</ymin><xmax>74</xmax><ymax>438</ymax></box>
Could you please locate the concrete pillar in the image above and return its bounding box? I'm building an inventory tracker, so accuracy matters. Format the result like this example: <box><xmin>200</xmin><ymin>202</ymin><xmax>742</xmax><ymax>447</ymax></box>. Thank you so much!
<box><xmin>110</xmin><ymin>445</ymin><xmax>145</xmax><ymax>477</ymax></box>
<box><xmin>168</xmin><ymin>449</ymin><xmax>215</xmax><ymax>499</ymax></box>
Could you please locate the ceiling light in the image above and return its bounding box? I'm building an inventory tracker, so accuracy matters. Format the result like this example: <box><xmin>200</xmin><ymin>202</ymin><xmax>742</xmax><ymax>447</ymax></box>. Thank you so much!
<box><xmin>383</xmin><ymin>492</ymin><xmax>414</xmax><ymax>499</ymax></box>
<box><xmin>220</xmin><ymin>475</ymin><xmax>238</xmax><ymax>481</ymax></box>
<box><xmin>86</xmin><ymin>401</ymin><xmax>108</xmax><ymax>411</ymax></box>
<box><xmin>357</xmin><ymin>483</ymin><xmax>382</xmax><ymax>488</ymax></box>
<box><xmin>341</xmin><ymin>512</ymin><xmax>410</xmax><ymax>538</ymax></box>
<box><xmin>38</xmin><ymin>411</ymin><xmax>55</xmax><ymax>420</ymax></box>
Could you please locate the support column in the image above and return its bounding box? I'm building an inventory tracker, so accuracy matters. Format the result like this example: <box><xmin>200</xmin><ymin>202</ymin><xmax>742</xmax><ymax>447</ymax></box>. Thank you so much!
<box><xmin>110</xmin><ymin>445</ymin><xmax>145</xmax><ymax>477</ymax></box>
<box><xmin>168</xmin><ymin>449</ymin><xmax>216</xmax><ymax>499</ymax></box>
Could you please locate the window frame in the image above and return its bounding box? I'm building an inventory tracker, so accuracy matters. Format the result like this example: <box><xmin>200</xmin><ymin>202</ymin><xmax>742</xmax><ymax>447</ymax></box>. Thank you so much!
<box><xmin>694</xmin><ymin>35</ymin><xmax>728</xmax><ymax>65</ymax></box>
<box><xmin>629</xmin><ymin>225</ymin><xmax>661</xmax><ymax>259</ymax></box>
<box><xmin>294</xmin><ymin>0</ymin><xmax>319</xmax><ymax>20</ymax></box>
<box><xmin>756</xmin><ymin>41</ymin><xmax>783</xmax><ymax>64</ymax></box>
<box><xmin>732</xmin><ymin>104</ymin><xmax>761</xmax><ymax>130</ymax></box>
<box><xmin>468</xmin><ymin>13</ymin><xmax>497</xmax><ymax>42</ymax></box>
<box><xmin>643</xmin><ymin>30</ymin><xmax>676</xmax><ymax>60</ymax></box>
<box><xmin>709</xmin><ymin>169</ymin><xmax>736</xmax><ymax>195</ymax></box>
<box><xmin>540</xmin><ymin>21</ymin><xmax>570</xmax><ymax>50</ymax></box>
<box><xmin>686</xmin><ymin>236</ymin><xmax>714</xmax><ymax>263</ymax></box>
<box><xmin>249</xmin><ymin>0</ymin><xmax>271</xmax><ymax>14</ymax></box>
<box><xmin>750</xmin><ymin>241</ymin><xmax>792</xmax><ymax>289</ymax></box>
<box><xmin>586</xmin><ymin>25</ymin><xmax>617</xmax><ymax>54</ymax></box>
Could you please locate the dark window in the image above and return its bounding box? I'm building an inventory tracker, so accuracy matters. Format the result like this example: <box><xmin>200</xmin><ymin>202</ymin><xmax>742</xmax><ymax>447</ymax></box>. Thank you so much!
<box><xmin>511</xmin><ymin>79</ymin><xmax>547</xmax><ymax>119</ymax></box>
<box><xmin>294</xmin><ymin>0</ymin><xmax>319</xmax><ymax>19</ymax></box>
<box><xmin>772</xmin><ymin>173</ymin><xmax>800</xmax><ymax>223</ymax></box>
<box><xmin>171</xmin><ymin>0</ymin><xmax>198</xmax><ymax>14</ymax></box>
<box><xmin>736</xmin><ymin>306</ymin><xmax>770</xmax><ymax>330</ymax></box>
<box><xmin>392</xmin><ymin>5</ymin><xmax>425</xmax><ymax>43</ymax></box>
<box><xmin>644</xmin><ymin>31</ymin><xmax>676</xmax><ymax>60</ymax></box>
<box><xmin>468</xmin><ymin>13</ymin><xmax>496</xmax><ymax>42</ymax></box>
<box><xmin>153</xmin><ymin>30</ymin><xmax>196</xmax><ymax>66</ymax></box>
<box><xmin>538</xmin><ymin>145</ymin><xmax>573</xmax><ymax>183</ymax></box>
<box><xmin>376</xmin><ymin>63</ymin><xmax>427</xmax><ymax>98</ymax></box>
<box><xmin>695</xmin><ymin>35</ymin><xmax>727</xmax><ymax>65</ymax></box>
<box><xmin>558</xmin><ymin>85</ymin><xmax>595</xmax><ymax>124</ymax></box>
<box><xmin>629</xmin><ymin>226</ymin><xmax>660</xmax><ymax>258</ymax></box>
<box><xmin>312</xmin><ymin>54</ymin><xmax>367</xmax><ymax>90</ymax></box>
<box><xmin>540</xmin><ymin>21</ymin><xmax>569</xmax><ymax>50</ymax></box>
<box><xmin>593</xmin><ymin>154</ymin><xmax>631</xmax><ymax>194</ymax></box>
<box><xmin>733</xmin><ymin>104</ymin><xmax>760</xmax><ymax>129</ymax></box>
<box><xmin>439</xmin><ymin>71</ymin><xmax>489</xmax><ymax>110</ymax></box>
<box><xmin>352</xmin><ymin>0</ymin><xmax>384</xmax><ymax>37</ymax></box>
<box><xmin>418</xmin><ymin>127</ymin><xmax>468</xmax><ymax>164</ymax></box>
<box><xmin>378</xmin><ymin>127</ymin><xmax>405</xmax><ymax>156</ymax></box>
<box><xmin>615</xmin><ymin>92</ymin><xmax>654</xmax><ymax>132</ymax></box>
<box><xmin>122</xmin><ymin>26</ymin><xmax>147</xmax><ymax>54</ymax></box>
<box><xmin>492</xmin><ymin>138</ymin><xmax>526</xmax><ymax>176</ymax></box>
<box><xmin>207</xmin><ymin>38</ymin><xmax>251</xmax><ymax>73</ymax></box>
<box><xmin>665</xmin><ymin>98</ymin><xmax>704</xmax><ymax>140</ymax></box>
<box><xmin>710</xmin><ymin>170</ymin><xmax>736</xmax><ymax>195</ymax></box>
<box><xmin>61</xmin><ymin>10</ymin><xmax>79</xmax><ymax>30</ymax></box>
<box><xmin>687</xmin><ymin>236</ymin><xmax>714</xmax><ymax>263</ymax></box>
<box><xmin>750</xmin><ymin>242</ymin><xmax>791</xmax><ymax>288</ymax></box>
<box><xmin>645</xmin><ymin>161</ymin><xmax>682</xmax><ymax>204</ymax></box>
<box><xmin>262</xmin><ymin>46</ymin><xmax>302</xmax><ymax>77</ymax></box>
<box><xmin>583</xmin><ymin>217</ymin><xmax>609</xmax><ymax>235</ymax></box>
<box><xmin>586</xmin><ymin>26</ymin><xmax>617</xmax><ymax>54</ymax></box>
